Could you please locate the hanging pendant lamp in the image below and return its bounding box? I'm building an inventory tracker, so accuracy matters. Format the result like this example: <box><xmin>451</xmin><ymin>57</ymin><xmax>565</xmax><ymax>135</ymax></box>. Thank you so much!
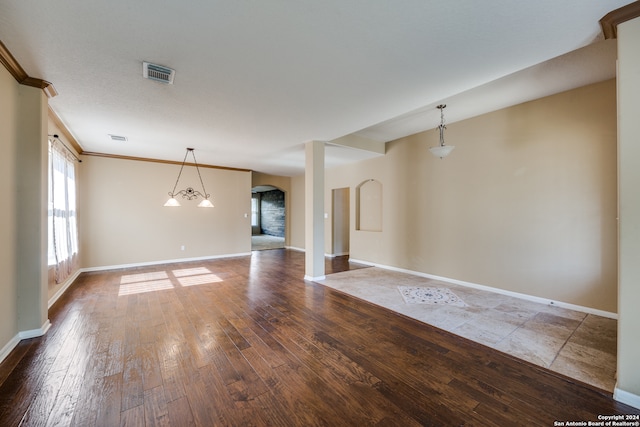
<box><xmin>429</xmin><ymin>104</ymin><xmax>455</xmax><ymax>159</ymax></box>
<box><xmin>164</xmin><ymin>148</ymin><xmax>214</xmax><ymax>208</ymax></box>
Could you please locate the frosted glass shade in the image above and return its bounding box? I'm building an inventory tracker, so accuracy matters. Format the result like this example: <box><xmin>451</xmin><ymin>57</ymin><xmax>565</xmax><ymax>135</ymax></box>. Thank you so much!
<box><xmin>429</xmin><ymin>145</ymin><xmax>455</xmax><ymax>159</ymax></box>
<box><xmin>164</xmin><ymin>197</ymin><xmax>181</xmax><ymax>207</ymax></box>
<box><xmin>197</xmin><ymin>199</ymin><xmax>214</xmax><ymax>208</ymax></box>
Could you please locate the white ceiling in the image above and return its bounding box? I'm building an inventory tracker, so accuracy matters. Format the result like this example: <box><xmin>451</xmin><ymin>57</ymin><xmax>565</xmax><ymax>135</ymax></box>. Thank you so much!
<box><xmin>0</xmin><ymin>1</ymin><xmax>631</xmax><ymax>176</ymax></box>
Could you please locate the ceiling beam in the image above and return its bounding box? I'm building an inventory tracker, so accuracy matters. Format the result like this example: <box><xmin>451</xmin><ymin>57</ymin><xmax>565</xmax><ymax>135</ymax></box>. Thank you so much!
<box><xmin>327</xmin><ymin>134</ymin><xmax>386</xmax><ymax>155</ymax></box>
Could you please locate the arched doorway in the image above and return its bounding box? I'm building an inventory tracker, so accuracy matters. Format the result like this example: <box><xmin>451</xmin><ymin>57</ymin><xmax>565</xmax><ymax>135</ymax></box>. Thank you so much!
<box><xmin>251</xmin><ymin>185</ymin><xmax>285</xmax><ymax>250</ymax></box>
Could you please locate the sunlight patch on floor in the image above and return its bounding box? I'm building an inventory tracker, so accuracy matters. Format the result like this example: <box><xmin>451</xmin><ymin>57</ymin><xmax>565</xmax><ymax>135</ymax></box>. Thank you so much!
<box><xmin>118</xmin><ymin>279</ymin><xmax>174</xmax><ymax>296</ymax></box>
<box><xmin>172</xmin><ymin>267</ymin><xmax>212</xmax><ymax>277</ymax></box>
<box><xmin>177</xmin><ymin>274</ymin><xmax>223</xmax><ymax>287</ymax></box>
<box><xmin>120</xmin><ymin>271</ymin><xmax>169</xmax><ymax>284</ymax></box>
<box><xmin>117</xmin><ymin>266</ymin><xmax>223</xmax><ymax>295</ymax></box>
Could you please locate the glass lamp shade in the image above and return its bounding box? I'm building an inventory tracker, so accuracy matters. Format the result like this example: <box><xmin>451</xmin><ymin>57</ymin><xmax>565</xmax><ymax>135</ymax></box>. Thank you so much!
<box><xmin>164</xmin><ymin>197</ymin><xmax>181</xmax><ymax>207</ymax></box>
<box><xmin>429</xmin><ymin>145</ymin><xmax>455</xmax><ymax>159</ymax></box>
<box><xmin>197</xmin><ymin>199</ymin><xmax>214</xmax><ymax>208</ymax></box>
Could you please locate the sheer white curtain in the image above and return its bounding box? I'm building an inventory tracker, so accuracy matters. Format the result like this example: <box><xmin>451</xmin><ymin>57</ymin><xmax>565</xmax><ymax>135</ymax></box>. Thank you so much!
<box><xmin>48</xmin><ymin>139</ymin><xmax>79</xmax><ymax>283</ymax></box>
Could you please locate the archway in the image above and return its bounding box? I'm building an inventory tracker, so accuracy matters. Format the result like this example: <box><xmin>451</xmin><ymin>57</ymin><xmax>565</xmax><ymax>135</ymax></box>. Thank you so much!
<box><xmin>251</xmin><ymin>185</ymin><xmax>285</xmax><ymax>250</ymax></box>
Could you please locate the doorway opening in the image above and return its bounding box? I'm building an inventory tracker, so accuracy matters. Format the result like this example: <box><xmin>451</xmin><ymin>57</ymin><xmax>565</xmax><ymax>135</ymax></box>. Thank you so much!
<box><xmin>251</xmin><ymin>185</ymin><xmax>285</xmax><ymax>251</ymax></box>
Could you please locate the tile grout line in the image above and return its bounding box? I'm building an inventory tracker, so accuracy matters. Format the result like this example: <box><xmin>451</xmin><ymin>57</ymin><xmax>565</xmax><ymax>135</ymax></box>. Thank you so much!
<box><xmin>546</xmin><ymin>314</ymin><xmax>588</xmax><ymax>369</ymax></box>
<box><xmin>489</xmin><ymin>309</ymin><xmax>536</xmax><ymax>349</ymax></box>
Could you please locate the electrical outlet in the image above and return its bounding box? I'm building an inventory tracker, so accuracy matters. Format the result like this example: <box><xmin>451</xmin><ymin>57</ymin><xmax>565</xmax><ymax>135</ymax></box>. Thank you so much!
<box><xmin>180</xmin><ymin>245</ymin><xmax>185</xmax><ymax>251</ymax></box>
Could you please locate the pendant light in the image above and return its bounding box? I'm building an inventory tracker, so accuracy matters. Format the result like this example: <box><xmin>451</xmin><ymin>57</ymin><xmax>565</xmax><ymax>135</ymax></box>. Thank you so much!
<box><xmin>164</xmin><ymin>148</ymin><xmax>214</xmax><ymax>208</ymax></box>
<box><xmin>429</xmin><ymin>104</ymin><xmax>455</xmax><ymax>159</ymax></box>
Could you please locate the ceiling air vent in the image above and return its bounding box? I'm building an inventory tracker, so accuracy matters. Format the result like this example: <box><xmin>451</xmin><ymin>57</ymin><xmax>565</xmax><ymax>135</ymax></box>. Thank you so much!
<box><xmin>109</xmin><ymin>134</ymin><xmax>128</xmax><ymax>142</ymax></box>
<box><xmin>143</xmin><ymin>61</ymin><xmax>175</xmax><ymax>84</ymax></box>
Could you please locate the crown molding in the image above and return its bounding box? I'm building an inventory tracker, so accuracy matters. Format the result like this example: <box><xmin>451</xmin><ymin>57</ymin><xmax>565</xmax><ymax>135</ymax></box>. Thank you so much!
<box><xmin>0</xmin><ymin>40</ymin><xmax>57</xmax><ymax>98</ymax></box>
<box><xmin>80</xmin><ymin>151</ymin><xmax>252</xmax><ymax>172</ymax></box>
<box><xmin>48</xmin><ymin>106</ymin><xmax>83</xmax><ymax>154</ymax></box>
<box><xmin>1</xmin><ymin>39</ymin><xmax>250</xmax><ymax>172</ymax></box>
<box><xmin>600</xmin><ymin>1</ymin><xmax>640</xmax><ymax>39</ymax></box>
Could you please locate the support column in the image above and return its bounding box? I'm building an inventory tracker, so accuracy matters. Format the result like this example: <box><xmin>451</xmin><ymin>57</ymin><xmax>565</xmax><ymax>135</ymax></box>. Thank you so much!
<box><xmin>15</xmin><ymin>85</ymin><xmax>49</xmax><ymax>336</ymax></box>
<box><xmin>616</xmin><ymin>15</ymin><xmax>640</xmax><ymax>409</ymax></box>
<box><xmin>304</xmin><ymin>141</ymin><xmax>325</xmax><ymax>281</ymax></box>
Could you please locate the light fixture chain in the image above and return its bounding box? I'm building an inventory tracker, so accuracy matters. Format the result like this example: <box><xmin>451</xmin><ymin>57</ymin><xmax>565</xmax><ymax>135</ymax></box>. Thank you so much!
<box><xmin>170</xmin><ymin>149</ymin><xmax>190</xmax><ymax>196</ymax></box>
<box><xmin>190</xmin><ymin>149</ymin><xmax>210</xmax><ymax>199</ymax></box>
<box><xmin>428</xmin><ymin>104</ymin><xmax>454</xmax><ymax>159</ymax></box>
<box><xmin>438</xmin><ymin>104</ymin><xmax>446</xmax><ymax>147</ymax></box>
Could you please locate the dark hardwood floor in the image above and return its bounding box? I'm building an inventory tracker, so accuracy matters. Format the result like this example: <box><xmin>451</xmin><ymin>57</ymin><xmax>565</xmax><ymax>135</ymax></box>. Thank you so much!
<box><xmin>0</xmin><ymin>249</ymin><xmax>637</xmax><ymax>426</ymax></box>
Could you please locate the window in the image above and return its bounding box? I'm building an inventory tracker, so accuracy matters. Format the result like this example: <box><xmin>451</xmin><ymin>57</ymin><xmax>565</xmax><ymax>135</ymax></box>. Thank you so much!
<box><xmin>48</xmin><ymin>139</ymin><xmax>79</xmax><ymax>283</ymax></box>
<box><xmin>251</xmin><ymin>196</ymin><xmax>259</xmax><ymax>227</ymax></box>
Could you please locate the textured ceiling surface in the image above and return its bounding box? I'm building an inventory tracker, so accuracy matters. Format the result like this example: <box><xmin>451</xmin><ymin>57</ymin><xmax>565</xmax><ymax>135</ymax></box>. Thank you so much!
<box><xmin>0</xmin><ymin>1</ymin><xmax>631</xmax><ymax>175</ymax></box>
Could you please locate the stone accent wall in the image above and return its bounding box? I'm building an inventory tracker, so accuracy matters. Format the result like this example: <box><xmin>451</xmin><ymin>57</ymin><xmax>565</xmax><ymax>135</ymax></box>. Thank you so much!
<box><xmin>260</xmin><ymin>189</ymin><xmax>285</xmax><ymax>237</ymax></box>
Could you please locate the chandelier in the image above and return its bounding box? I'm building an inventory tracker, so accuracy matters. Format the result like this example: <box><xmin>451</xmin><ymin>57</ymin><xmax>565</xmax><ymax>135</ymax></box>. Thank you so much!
<box><xmin>429</xmin><ymin>104</ymin><xmax>455</xmax><ymax>159</ymax></box>
<box><xmin>164</xmin><ymin>148</ymin><xmax>214</xmax><ymax>208</ymax></box>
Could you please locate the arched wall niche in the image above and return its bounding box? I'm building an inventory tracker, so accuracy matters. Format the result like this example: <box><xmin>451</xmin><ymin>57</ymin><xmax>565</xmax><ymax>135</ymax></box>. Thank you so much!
<box><xmin>356</xmin><ymin>179</ymin><xmax>382</xmax><ymax>232</ymax></box>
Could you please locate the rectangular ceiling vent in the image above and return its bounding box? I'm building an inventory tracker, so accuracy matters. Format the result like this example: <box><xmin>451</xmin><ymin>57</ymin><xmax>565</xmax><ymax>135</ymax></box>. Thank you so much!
<box><xmin>143</xmin><ymin>61</ymin><xmax>175</xmax><ymax>84</ymax></box>
<box><xmin>109</xmin><ymin>134</ymin><xmax>128</xmax><ymax>142</ymax></box>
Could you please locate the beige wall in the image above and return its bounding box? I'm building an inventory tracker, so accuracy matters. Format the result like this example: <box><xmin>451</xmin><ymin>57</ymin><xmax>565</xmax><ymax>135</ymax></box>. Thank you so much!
<box><xmin>15</xmin><ymin>82</ymin><xmax>49</xmax><ymax>333</ymax></box>
<box><xmin>308</xmin><ymin>80</ymin><xmax>618</xmax><ymax>312</ymax></box>
<box><xmin>79</xmin><ymin>156</ymin><xmax>252</xmax><ymax>268</ymax></box>
<box><xmin>0</xmin><ymin>65</ymin><xmax>49</xmax><ymax>354</ymax></box>
<box><xmin>0</xmin><ymin>65</ymin><xmax>19</xmax><ymax>348</ymax></box>
<box><xmin>617</xmin><ymin>16</ymin><xmax>640</xmax><ymax>403</ymax></box>
<box><xmin>252</xmin><ymin>172</ymin><xmax>291</xmax><ymax>245</ymax></box>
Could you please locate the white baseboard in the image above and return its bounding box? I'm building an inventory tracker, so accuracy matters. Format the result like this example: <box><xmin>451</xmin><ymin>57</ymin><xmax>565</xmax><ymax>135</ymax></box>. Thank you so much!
<box><xmin>19</xmin><ymin>320</ymin><xmax>51</xmax><ymax>340</ymax></box>
<box><xmin>48</xmin><ymin>269</ymin><xmax>83</xmax><ymax>309</ymax></box>
<box><xmin>614</xmin><ymin>386</ymin><xmax>640</xmax><ymax>410</ymax></box>
<box><xmin>328</xmin><ymin>252</ymin><xmax>349</xmax><ymax>257</ymax></box>
<box><xmin>281</xmin><ymin>248</ymin><xmax>329</xmax><ymax>279</ymax></box>
<box><xmin>348</xmin><ymin>258</ymin><xmax>617</xmax><ymax>319</ymax></box>
<box><xmin>1</xmin><ymin>320</ymin><xmax>52</xmax><ymax>365</ymax></box>
<box><xmin>0</xmin><ymin>334</ymin><xmax>21</xmax><ymax>365</ymax></box>
<box><xmin>82</xmin><ymin>252</ymin><xmax>252</xmax><ymax>273</ymax></box>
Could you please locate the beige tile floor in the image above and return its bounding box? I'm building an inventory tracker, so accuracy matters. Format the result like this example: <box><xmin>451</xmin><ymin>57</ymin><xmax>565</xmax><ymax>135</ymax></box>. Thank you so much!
<box><xmin>318</xmin><ymin>267</ymin><xmax>617</xmax><ymax>392</ymax></box>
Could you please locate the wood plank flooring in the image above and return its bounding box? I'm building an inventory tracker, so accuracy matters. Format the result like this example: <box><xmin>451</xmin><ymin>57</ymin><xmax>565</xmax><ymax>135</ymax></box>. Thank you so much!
<box><xmin>0</xmin><ymin>249</ymin><xmax>637</xmax><ymax>426</ymax></box>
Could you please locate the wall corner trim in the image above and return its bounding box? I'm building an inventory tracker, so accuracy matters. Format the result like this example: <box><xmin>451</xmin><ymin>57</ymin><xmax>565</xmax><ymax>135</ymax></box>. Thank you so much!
<box><xmin>48</xmin><ymin>106</ymin><xmax>83</xmax><ymax>154</ymax></box>
<box><xmin>614</xmin><ymin>386</ymin><xmax>640</xmax><ymax>410</ymax></box>
<box><xmin>48</xmin><ymin>269</ymin><xmax>83</xmax><ymax>309</ymax></box>
<box><xmin>0</xmin><ymin>321</ymin><xmax>52</xmax><ymax>365</ymax></box>
<box><xmin>80</xmin><ymin>151</ymin><xmax>251</xmax><ymax>172</ymax></box>
<box><xmin>18</xmin><ymin>320</ymin><xmax>51</xmax><ymax>340</ymax></box>
<box><xmin>0</xmin><ymin>40</ymin><xmax>57</xmax><ymax>97</ymax></box>
<box><xmin>600</xmin><ymin>1</ymin><xmax>640</xmax><ymax>40</ymax></box>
